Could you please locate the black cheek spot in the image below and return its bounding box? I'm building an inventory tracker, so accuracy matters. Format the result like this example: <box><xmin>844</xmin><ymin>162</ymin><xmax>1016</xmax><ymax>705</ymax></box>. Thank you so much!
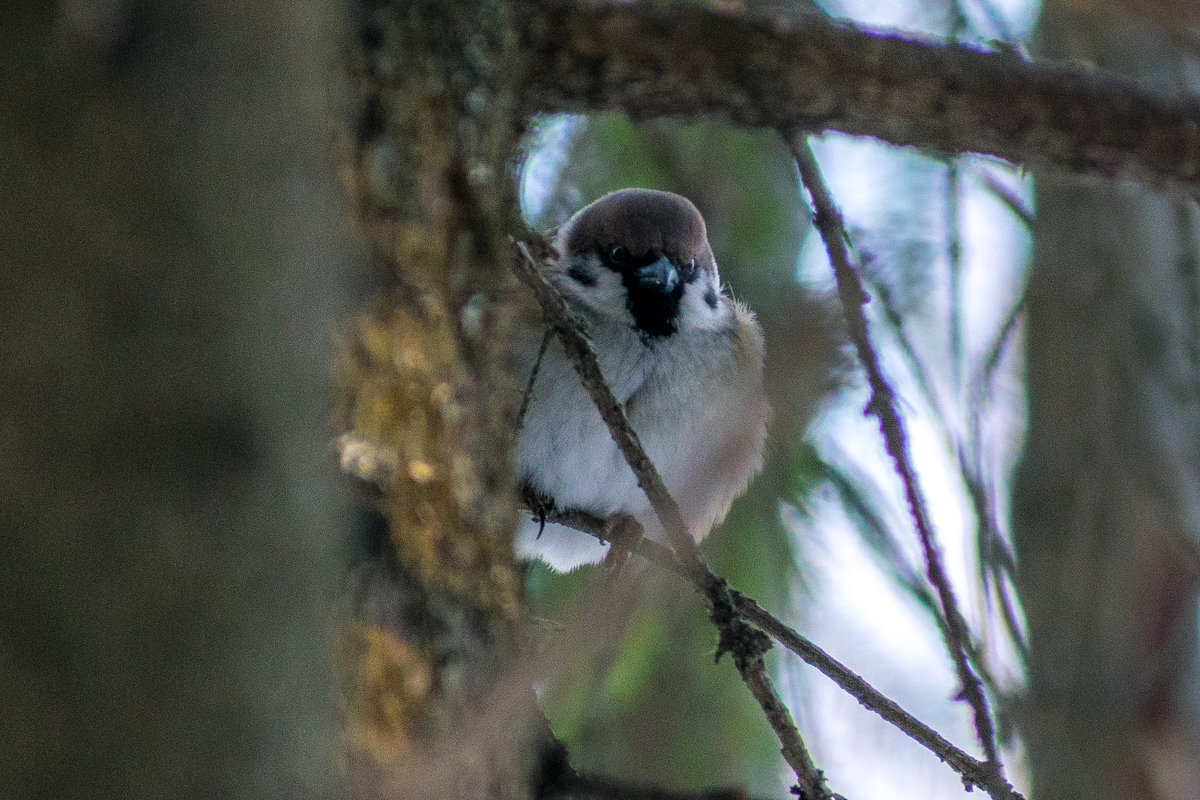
<box><xmin>704</xmin><ymin>287</ymin><xmax>718</xmax><ymax>310</ymax></box>
<box><xmin>567</xmin><ymin>263</ymin><xmax>596</xmax><ymax>287</ymax></box>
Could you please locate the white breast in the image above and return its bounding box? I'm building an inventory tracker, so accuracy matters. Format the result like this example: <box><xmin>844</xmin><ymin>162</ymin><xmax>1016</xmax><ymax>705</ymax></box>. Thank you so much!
<box><xmin>513</xmin><ymin>309</ymin><xmax>765</xmax><ymax>571</ymax></box>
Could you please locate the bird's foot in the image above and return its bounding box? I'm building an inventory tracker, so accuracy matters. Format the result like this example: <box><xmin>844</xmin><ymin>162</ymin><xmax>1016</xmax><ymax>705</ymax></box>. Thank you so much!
<box><xmin>520</xmin><ymin>484</ymin><xmax>556</xmax><ymax>538</ymax></box>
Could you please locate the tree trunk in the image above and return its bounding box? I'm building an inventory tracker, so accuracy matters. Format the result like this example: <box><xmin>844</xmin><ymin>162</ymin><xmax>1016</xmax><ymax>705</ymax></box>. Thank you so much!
<box><xmin>0</xmin><ymin>2</ymin><xmax>345</xmax><ymax>798</ymax></box>
<box><xmin>1015</xmin><ymin>6</ymin><xmax>1200</xmax><ymax>799</ymax></box>
<box><xmin>339</xmin><ymin>2</ymin><xmax>539</xmax><ymax>798</ymax></box>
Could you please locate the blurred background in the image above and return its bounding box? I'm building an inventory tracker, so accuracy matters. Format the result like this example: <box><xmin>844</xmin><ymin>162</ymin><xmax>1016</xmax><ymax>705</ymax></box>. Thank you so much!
<box><xmin>520</xmin><ymin>1</ymin><xmax>1200</xmax><ymax>798</ymax></box>
<box><xmin>6</xmin><ymin>1</ymin><xmax>1200</xmax><ymax>798</ymax></box>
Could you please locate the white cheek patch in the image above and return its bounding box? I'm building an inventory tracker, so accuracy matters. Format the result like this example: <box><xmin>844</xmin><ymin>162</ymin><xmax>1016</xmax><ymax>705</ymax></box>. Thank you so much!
<box><xmin>551</xmin><ymin>254</ymin><xmax>634</xmax><ymax>326</ymax></box>
<box><xmin>678</xmin><ymin>274</ymin><xmax>732</xmax><ymax>332</ymax></box>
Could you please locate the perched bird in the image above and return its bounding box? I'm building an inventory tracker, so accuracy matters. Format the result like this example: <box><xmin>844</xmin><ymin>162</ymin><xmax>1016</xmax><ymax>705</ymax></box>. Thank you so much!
<box><xmin>514</xmin><ymin>188</ymin><xmax>769</xmax><ymax>570</ymax></box>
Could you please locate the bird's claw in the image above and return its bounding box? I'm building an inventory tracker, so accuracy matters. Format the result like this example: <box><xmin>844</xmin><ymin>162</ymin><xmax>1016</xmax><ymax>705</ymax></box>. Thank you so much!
<box><xmin>520</xmin><ymin>484</ymin><xmax>555</xmax><ymax>539</ymax></box>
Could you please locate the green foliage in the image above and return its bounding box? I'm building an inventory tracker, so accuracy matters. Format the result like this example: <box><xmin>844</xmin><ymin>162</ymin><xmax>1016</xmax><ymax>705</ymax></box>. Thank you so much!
<box><xmin>528</xmin><ymin>559</ymin><xmax>788</xmax><ymax>793</ymax></box>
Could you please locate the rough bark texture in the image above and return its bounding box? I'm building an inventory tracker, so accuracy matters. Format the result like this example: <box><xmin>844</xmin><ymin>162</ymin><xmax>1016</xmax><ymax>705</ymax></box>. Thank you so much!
<box><xmin>339</xmin><ymin>1</ymin><xmax>536</xmax><ymax>798</ymax></box>
<box><xmin>1015</xmin><ymin>6</ymin><xmax>1200</xmax><ymax>799</ymax></box>
<box><xmin>522</xmin><ymin>2</ymin><xmax>1200</xmax><ymax>190</ymax></box>
<box><xmin>0</xmin><ymin>2</ymin><xmax>344</xmax><ymax>798</ymax></box>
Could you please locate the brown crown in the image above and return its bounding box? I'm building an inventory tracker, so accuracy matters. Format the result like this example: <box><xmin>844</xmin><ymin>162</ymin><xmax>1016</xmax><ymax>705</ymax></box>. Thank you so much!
<box><xmin>561</xmin><ymin>188</ymin><xmax>712</xmax><ymax>268</ymax></box>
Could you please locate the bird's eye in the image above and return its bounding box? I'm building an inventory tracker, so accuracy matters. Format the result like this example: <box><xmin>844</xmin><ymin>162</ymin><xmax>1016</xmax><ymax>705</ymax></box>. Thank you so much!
<box><xmin>606</xmin><ymin>246</ymin><xmax>628</xmax><ymax>267</ymax></box>
<box><xmin>681</xmin><ymin>258</ymin><xmax>697</xmax><ymax>281</ymax></box>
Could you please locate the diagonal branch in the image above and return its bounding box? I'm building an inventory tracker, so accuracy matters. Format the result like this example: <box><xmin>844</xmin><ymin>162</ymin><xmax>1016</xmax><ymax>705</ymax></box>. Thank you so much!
<box><xmin>783</xmin><ymin>131</ymin><xmax>1016</xmax><ymax>800</ymax></box>
<box><xmin>521</xmin><ymin>2</ymin><xmax>1200</xmax><ymax>191</ymax></box>
<box><xmin>511</xmin><ymin>240</ymin><xmax>703</xmax><ymax>579</ymax></box>
<box><xmin>534</xmin><ymin>505</ymin><xmax>1026</xmax><ymax>800</ymax></box>
<box><xmin>340</xmin><ymin>276</ymin><xmax>1027</xmax><ymax>798</ymax></box>
<box><xmin>510</xmin><ymin>239</ymin><xmax>835</xmax><ymax>800</ymax></box>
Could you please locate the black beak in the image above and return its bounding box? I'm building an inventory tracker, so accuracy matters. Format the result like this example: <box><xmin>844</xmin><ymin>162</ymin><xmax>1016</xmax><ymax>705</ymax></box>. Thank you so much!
<box><xmin>633</xmin><ymin>256</ymin><xmax>680</xmax><ymax>296</ymax></box>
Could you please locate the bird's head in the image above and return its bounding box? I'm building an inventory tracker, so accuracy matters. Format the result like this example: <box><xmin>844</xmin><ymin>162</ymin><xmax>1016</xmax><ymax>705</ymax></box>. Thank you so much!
<box><xmin>553</xmin><ymin>188</ymin><xmax>729</xmax><ymax>339</ymax></box>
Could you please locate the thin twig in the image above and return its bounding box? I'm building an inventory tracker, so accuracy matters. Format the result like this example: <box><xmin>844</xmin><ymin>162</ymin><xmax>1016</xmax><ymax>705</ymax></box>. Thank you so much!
<box><xmin>517</xmin><ymin>326</ymin><xmax>553</xmax><ymax>431</ymax></box>
<box><xmin>860</xmin><ymin>286</ymin><xmax>1016</xmax><ymax>695</ymax></box>
<box><xmin>969</xmin><ymin>287</ymin><xmax>1026</xmax><ymax>412</ymax></box>
<box><xmin>963</xmin><ymin>282</ymin><xmax>1026</xmax><ymax>644</ymax></box>
<box><xmin>511</xmin><ymin>240</ymin><xmax>703</xmax><ymax>579</ymax></box>
<box><xmin>851</xmin><ymin>279</ymin><xmax>1012</xmax><ymax>688</ymax></box>
<box><xmin>511</xmin><ymin>241</ymin><xmax>834</xmax><ymax>800</ymax></box>
<box><xmin>992</xmin><ymin>570</ymin><xmax>1028</xmax><ymax>670</ymax></box>
<box><xmin>974</xmin><ymin>168</ymin><xmax>1033</xmax><ymax>228</ymax></box>
<box><xmin>782</xmin><ymin>132</ymin><xmax>1016</xmax><ymax>800</ymax></box>
<box><xmin>738</xmin><ymin>665</ymin><xmax>827</xmax><ymax>799</ymax></box>
<box><xmin>863</xmin><ymin>274</ymin><xmax>1023</xmax><ymax>684</ymax></box>
<box><xmin>733</xmin><ymin>592</ymin><xmax>989</xmax><ymax>791</ymax></box>
<box><xmin>946</xmin><ymin>159</ymin><xmax>965</xmax><ymax>400</ymax></box>
<box><xmin>867</xmin><ymin>274</ymin><xmax>952</xmax><ymax>449</ymax></box>
<box><xmin>530</xmin><ymin>504</ymin><xmax>1026</xmax><ymax>800</ymax></box>
<box><xmin>962</xmin><ymin>0</ymin><xmax>1023</xmax><ymax>53</ymax></box>
<box><xmin>346</xmin><ymin>257</ymin><xmax>1022</xmax><ymax>796</ymax></box>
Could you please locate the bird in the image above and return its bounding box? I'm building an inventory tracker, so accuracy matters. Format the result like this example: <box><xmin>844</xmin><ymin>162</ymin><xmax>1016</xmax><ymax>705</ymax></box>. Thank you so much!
<box><xmin>513</xmin><ymin>188</ymin><xmax>769</xmax><ymax>571</ymax></box>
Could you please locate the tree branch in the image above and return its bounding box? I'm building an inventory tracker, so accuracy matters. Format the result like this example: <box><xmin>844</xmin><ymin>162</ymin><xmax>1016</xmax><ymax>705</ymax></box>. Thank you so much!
<box><xmin>783</xmin><ymin>132</ymin><xmax>1015</xmax><ymax>800</ymax></box>
<box><xmin>521</xmin><ymin>2</ymin><xmax>1200</xmax><ymax>190</ymax></box>
<box><xmin>531</xmin><ymin>505</ymin><xmax>1026</xmax><ymax>800</ymax></box>
<box><xmin>343</xmin><ymin>250</ymin><xmax>1027</xmax><ymax>798</ymax></box>
<box><xmin>511</xmin><ymin>240</ymin><xmax>835</xmax><ymax>800</ymax></box>
<box><xmin>511</xmin><ymin>240</ymin><xmax>704</xmax><ymax>580</ymax></box>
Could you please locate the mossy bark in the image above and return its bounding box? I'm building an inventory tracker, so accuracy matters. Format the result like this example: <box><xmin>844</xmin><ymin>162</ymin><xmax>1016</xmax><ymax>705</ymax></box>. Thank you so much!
<box><xmin>339</xmin><ymin>2</ymin><xmax>538</xmax><ymax>798</ymax></box>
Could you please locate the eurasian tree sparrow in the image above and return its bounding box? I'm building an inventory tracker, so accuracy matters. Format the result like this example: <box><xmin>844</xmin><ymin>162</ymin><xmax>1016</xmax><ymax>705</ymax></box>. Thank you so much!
<box><xmin>515</xmin><ymin>188</ymin><xmax>769</xmax><ymax>570</ymax></box>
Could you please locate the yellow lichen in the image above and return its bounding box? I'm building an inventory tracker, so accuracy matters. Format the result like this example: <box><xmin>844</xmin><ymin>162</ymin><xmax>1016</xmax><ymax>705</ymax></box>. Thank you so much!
<box><xmin>406</xmin><ymin>459</ymin><xmax>436</xmax><ymax>483</ymax></box>
<box><xmin>340</xmin><ymin>622</ymin><xmax>436</xmax><ymax>765</ymax></box>
<box><xmin>337</xmin><ymin>302</ymin><xmax>521</xmax><ymax>620</ymax></box>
